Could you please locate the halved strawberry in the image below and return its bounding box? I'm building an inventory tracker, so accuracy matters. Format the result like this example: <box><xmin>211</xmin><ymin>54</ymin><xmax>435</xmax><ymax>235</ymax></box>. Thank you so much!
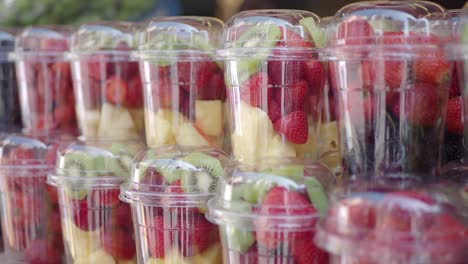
<box><xmin>178</xmin><ymin>61</ymin><xmax>217</xmax><ymax>93</ymax></box>
<box><xmin>239</xmin><ymin>72</ymin><xmax>272</xmax><ymax>107</ymax></box>
<box><xmin>336</xmin><ymin>17</ymin><xmax>374</xmax><ymax>46</ymax></box>
<box><xmin>414</xmin><ymin>50</ymin><xmax>451</xmax><ymax>86</ymax></box>
<box><xmin>105</xmin><ymin>76</ymin><xmax>128</xmax><ymax>105</ymax></box>
<box><xmin>102</xmin><ymin>229</ymin><xmax>136</xmax><ymax>260</ymax></box>
<box><xmin>274</xmin><ymin>80</ymin><xmax>307</xmax><ymax>112</ymax></box>
<box><xmin>273</xmin><ymin>110</ymin><xmax>309</xmax><ymax>144</ymax></box>
<box><xmin>147</xmin><ymin>215</ymin><xmax>173</xmax><ymax>258</ymax></box>
<box><xmin>292</xmin><ymin>238</ymin><xmax>328</xmax><ymax>264</ymax></box>
<box><xmin>124</xmin><ymin>76</ymin><xmax>143</xmax><ymax>108</ymax></box>
<box><xmin>267</xmin><ymin>99</ymin><xmax>282</xmax><ymax>123</ymax></box>
<box><xmin>178</xmin><ymin>213</ymin><xmax>219</xmax><ymax>257</ymax></box>
<box><xmin>446</xmin><ymin>97</ymin><xmax>463</xmax><ymax>135</ymax></box>
<box><xmin>302</xmin><ymin>60</ymin><xmax>325</xmax><ymax>94</ymax></box>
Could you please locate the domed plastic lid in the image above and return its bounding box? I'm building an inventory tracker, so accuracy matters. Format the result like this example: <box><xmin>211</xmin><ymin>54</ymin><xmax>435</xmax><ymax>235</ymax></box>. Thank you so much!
<box><xmin>71</xmin><ymin>22</ymin><xmax>141</xmax><ymax>54</ymax></box>
<box><xmin>0</xmin><ymin>134</ymin><xmax>57</xmax><ymax>170</ymax></box>
<box><xmin>328</xmin><ymin>1</ymin><xmax>452</xmax><ymax>47</ymax></box>
<box><xmin>120</xmin><ymin>145</ymin><xmax>230</xmax><ymax>206</ymax></box>
<box><xmin>220</xmin><ymin>9</ymin><xmax>324</xmax><ymax>59</ymax></box>
<box><xmin>15</xmin><ymin>25</ymin><xmax>73</xmax><ymax>54</ymax></box>
<box><xmin>137</xmin><ymin>16</ymin><xmax>223</xmax><ymax>60</ymax></box>
<box><xmin>207</xmin><ymin>158</ymin><xmax>335</xmax><ymax>230</ymax></box>
<box><xmin>413</xmin><ymin>0</ymin><xmax>445</xmax><ymax>14</ymax></box>
<box><xmin>0</xmin><ymin>28</ymin><xmax>16</xmax><ymax>52</ymax></box>
<box><xmin>315</xmin><ymin>180</ymin><xmax>468</xmax><ymax>263</ymax></box>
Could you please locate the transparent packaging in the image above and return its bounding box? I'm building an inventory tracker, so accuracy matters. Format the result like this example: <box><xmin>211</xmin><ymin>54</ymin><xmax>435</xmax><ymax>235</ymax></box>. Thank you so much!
<box><xmin>14</xmin><ymin>26</ymin><xmax>78</xmax><ymax>134</ymax></box>
<box><xmin>0</xmin><ymin>28</ymin><xmax>21</xmax><ymax>132</ymax></box>
<box><xmin>219</xmin><ymin>10</ymin><xmax>327</xmax><ymax>164</ymax></box>
<box><xmin>47</xmin><ymin>140</ymin><xmax>144</xmax><ymax>264</ymax></box>
<box><xmin>327</xmin><ymin>2</ymin><xmax>454</xmax><ymax>181</ymax></box>
<box><xmin>120</xmin><ymin>146</ymin><xmax>230</xmax><ymax>264</ymax></box>
<box><xmin>136</xmin><ymin>17</ymin><xmax>227</xmax><ymax>150</ymax></box>
<box><xmin>0</xmin><ymin>134</ymin><xmax>64</xmax><ymax>263</ymax></box>
<box><xmin>70</xmin><ymin>22</ymin><xmax>144</xmax><ymax>140</ymax></box>
<box><xmin>314</xmin><ymin>180</ymin><xmax>468</xmax><ymax>264</ymax></box>
<box><xmin>207</xmin><ymin>158</ymin><xmax>335</xmax><ymax>264</ymax></box>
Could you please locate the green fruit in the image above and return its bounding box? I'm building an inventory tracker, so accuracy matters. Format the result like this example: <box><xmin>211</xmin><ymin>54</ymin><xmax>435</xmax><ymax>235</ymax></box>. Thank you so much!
<box><xmin>304</xmin><ymin>177</ymin><xmax>328</xmax><ymax>214</ymax></box>
<box><xmin>157</xmin><ymin>158</ymin><xmax>194</xmax><ymax>184</ymax></box>
<box><xmin>181</xmin><ymin>152</ymin><xmax>224</xmax><ymax>193</ymax></box>
<box><xmin>267</xmin><ymin>165</ymin><xmax>304</xmax><ymax>182</ymax></box>
<box><xmin>104</xmin><ymin>156</ymin><xmax>128</xmax><ymax>177</ymax></box>
<box><xmin>219</xmin><ymin>201</ymin><xmax>255</xmax><ymax>253</ymax></box>
<box><xmin>60</xmin><ymin>152</ymin><xmax>96</xmax><ymax>177</ymax></box>
<box><xmin>242</xmin><ymin>179</ymin><xmax>276</xmax><ymax>204</ymax></box>
<box><xmin>462</xmin><ymin>24</ymin><xmax>468</xmax><ymax>44</ymax></box>
<box><xmin>300</xmin><ymin>17</ymin><xmax>325</xmax><ymax>48</ymax></box>
<box><xmin>369</xmin><ymin>18</ymin><xmax>400</xmax><ymax>34</ymax></box>
<box><xmin>109</xmin><ymin>142</ymin><xmax>140</xmax><ymax>172</ymax></box>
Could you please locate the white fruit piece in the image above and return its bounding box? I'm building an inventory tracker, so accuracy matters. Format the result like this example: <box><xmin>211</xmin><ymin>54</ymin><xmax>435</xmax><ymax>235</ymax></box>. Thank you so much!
<box><xmin>188</xmin><ymin>243</ymin><xmax>222</xmax><ymax>264</ymax></box>
<box><xmin>117</xmin><ymin>259</ymin><xmax>137</xmax><ymax>264</ymax></box>
<box><xmin>318</xmin><ymin>121</ymin><xmax>339</xmax><ymax>154</ymax></box>
<box><xmin>129</xmin><ymin>108</ymin><xmax>145</xmax><ymax>133</ymax></box>
<box><xmin>63</xmin><ymin>218</ymin><xmax>101</xmax><ymax>260</ymax></box>
<box><xmin>146</xmin><ymin>248</ymin><xmax>188</xmax><ymax>264</ymax></box>
<box><xmin>175</xmin><ymin>122</ymin><xmax>210</xmax><ymax>146</ymax></box>
<box><xmin>195</xmin><ymin>100</ymin><xmax>223</xmax><ymax>136</ymax></box>
<box><xmin>145</xmin><ymin>109</ymin><xmax>176</xmax><ymax>147</ymax></box>
<box><xmin>78</xmin><ymin>108</ymin><xmax>100</xmax><ymax>138</ymax></box>
<box><xmin>98</xmin><ymin>103</ymin><xmax>139</xmax><ymax>139</ymax></box>
<box><xmin>231</xmin><ymin>102</ymin><xmax>274</xmax><ymax>164</ymax></box>
<box><xmin>74</xmin><ymin>249</ymin><xmax>116</xmax><ymax>264</ymax></box>
<box><xmin>268</xmin><ymin>134</ymin><xmax>296</xmax><ymax>158</ymax></box>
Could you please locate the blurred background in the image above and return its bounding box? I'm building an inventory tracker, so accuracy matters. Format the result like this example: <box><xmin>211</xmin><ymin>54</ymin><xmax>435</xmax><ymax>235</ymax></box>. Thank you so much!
<box><xmin>0</xmin><ymin>0</ymin><xmax>466</xmax><ymax>26</ymax></box>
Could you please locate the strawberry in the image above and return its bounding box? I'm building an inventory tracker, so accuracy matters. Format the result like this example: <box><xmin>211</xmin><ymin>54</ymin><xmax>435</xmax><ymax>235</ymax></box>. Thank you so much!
<box><xmin>336</xmin><ymin>17</ymin><xmax>374</xmax><ymax>46</ymax></box>
<box><xmin>255</xmin><ymin>187</ymin><xmax>316</xmax><ymax>249</ymax></box>
<box><xmin>72</xmin><ymin>200</ymin><xmax>101</xmax><ymax>231</ymax></box>
<box><xmin>414</xmin><ymin>50</ymin><xmax>451</xmax><ymax>85</ymax></box>
<box><xmin>267</xmin><ymin>99</ymin><xmax>282</xmax><ymax>123</ymax></box>
<box><xmin>45</xmin><ymin>184</ymin><xmax>59</xmax><ymax>205</ymax></box>
<box><xmin>274</xmin><ymin>80</ymin><xmax>307</xmax><ymax>112</ymax></box>
<box><xmin>392</xmin><ymin>83</ymin><xmax>439</xmax><ymax>126</ymax></box>
<box><xmin>292</xmin><ymin>238</ymin><xmax>328</xmax><ymax>264</ymax></box>
<box><xmin>125</xmin><ymin>76</ymin><xmax>143</xmax><ymax>108</ymax></box>
<box><xmin>112</xmin><ymin>202</ymin><xmax>133</xmax><ymax>231</ymax></box>
<box><xmin>239</xmin><ymin>72</ymin><xmax>272</xmax><ymax>107</ymax></box>
<box><xmin>105</xmin><ymin>76</ymin><xmax>128</xmax><ymax>105</ymax></box>
<box><xmin>446</xmin><ymin>97</ymin><xmax>463</xmax><ymax>135</ymax></box>
<box><xmin>449</xmin><ymin>68</ymin><xmax>460</xmax><ymax>97</ymax></box>
<box><xmin>147</xmin><ymin>215</ymin><xmax>172</xmax><ymax>258</ymax></box>
<box><xmin>274</xmin><ymin>110</ymin><xmax>309</xmax><ymax>144</ymax></box>
<box><xmin>178</xmin><ymin>213</ymin><xmax>219</xmax><ymax>257</ymax></box>
<box><xmin>327</xmin><ymin>197</ymin><xmax>376</xmax><ymax>233</ymax></box>
<box><xmin>25</xmin><ymin>239</ymin><xmax>62</xmax><ymax>264</ymax></box>
<box><xmin>53</xmin><ymin>104</ymin><xmax>75</xmax><ymax>124</ymax></box>
<box><xmin>199</xmin><ymin>71</ymin><xmax>226</xmax><ymax>100</ymax></box>
<box><xmin>302</xmin><ymin>60</ymin><xmax>325</xmax><ymax>94</ymax></box>
<box><xmin>178</xmin><ymin>61</ymin><xmax>217</xmax><ymax>93</ymax></box>
<box><xmin>102</xmin><ymin>229</ymin><xmax>136</xmax><ymax>260</ymax></box>
<box><xmin>90</xmin><ymin>188</ymin><xmax>121</xmax><ymax>208</ymax></box>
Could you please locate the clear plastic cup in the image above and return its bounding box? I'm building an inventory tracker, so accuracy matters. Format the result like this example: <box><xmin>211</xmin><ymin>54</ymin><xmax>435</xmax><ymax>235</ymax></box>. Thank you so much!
<box><xmin>120</xmin><ymin>145</ymin><xmax>230</xmax><ymax>264</ymax></box>
<box><xmin>47</xmin><ymin>140</ymin><xmax>144</xmax><ymax>264</ymax></box>
<box><xmin>459</xmin><ymin>10</ymin><xmax>468</xmax><ymax>158</ymax></box>
<box><xmin>207</xmin><ymin>158</ymin><xmax>335</xmax><ymax>264</ymax></box>
<box><xmin>0</xmin><ymin>28</ymin><xmax>21</xmax><ymax>132</ymax></box>
<box><xmin>0</xmin><ymin>134</ymin><xmax>65</xmax><ymax>263</ymax></box>
<box><xmin>14</xmin><ymin>26</ymin><xmax>78</xmax><ymax>135</ymax></box>
<box><xmin>327</xmin><ymin>2</ymin><xmax>454</xmax><ymax>181</ymax></box>
<box><xmin>70</xmin><ymin>22</ymin><xmax>144</xmax><ymax>140</ymax></box>
<box><xmin>219</xmin><ymin>10</ymin><xmax>327</xmax><ymax>164</ymax></box>
<box><xmin>136</xmin><ymin>17</ymin><xmax>226</xmax><ymax>149</ymax></box>
<box><xmin>315</xmin><ymin>180</ymin><xmax>468</xmax><ymax>264</ymax></box>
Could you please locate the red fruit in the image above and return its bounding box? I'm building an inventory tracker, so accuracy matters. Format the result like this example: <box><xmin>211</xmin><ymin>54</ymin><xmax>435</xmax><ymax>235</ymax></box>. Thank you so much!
<box><xmin>390</xmin><ymin>190</ymin><xmax>435</xmax><ymax>205</ymax></box>
<box><xmin>200</xmin><ymin>71</ymin><xmax>226</xmax><ymax>100</ymax></box>
<box><xmin>25</xmin><ymin>239</ymin><xmax>62</xmax><ymax>264</ymax></box>
<box><xmin>103</xmin><ymin>229</ymin><xmax>136</xmax><ymax>260</ymax></box>
<box><xmin>53</xmin><ymin>104</ymin><xmax>74</xmax><ymax>124</ymax></box>
<box><xmin>292</xmin><ymin>238</ymin><xmax>328</xmax><ymax>264</ymax></box>
<box><xmin>278</xmin><ymin>28</ymin><xmax>314</xmax><ymax>48</ymax></box>
<box><xmin>112</xmin><ymin>202</ymin><xmax>133</xmax><ymax>231</ymax></box>
<box><xmin>147</xmin><ymin>215</ymin><xmax>172</xmax><ymax>258</ymax></box>
<box><xmin>268</xmin><ymin>59</ymin><xmax>303</xmax><ymax>87</ymax></box>
<box><xmin>274</xmin><ymin>80</ymin><xmax>307</xmax><ymax>112</ymax></box>
<box><xmin>414</xmin><ymin>51</ymin><xmax>451</xmax><ymax>85</ymax></box>
<box><xmin>140</xmin><ymin>167</ymin><xmax>165</xmax><ymax>185</ymax></box>
<box><xmin>273</xmin><ymin>111</ymin><xmax>309</xmax><ymax>144</ymax></box>
<box><xmin>239</xmin><ymin>72</ymin><xmax>272</xmax><ymax>107</ymax></box>
<box><xmin>327</xmin><ymin>197</ymin><xmax>376</xmax><ymax>233</ymax></box>
<box><xmin>446</xmin><ymin>97</ymin><xmax>463</xmax><ymax>135</ymax></box>
<box><xmin>8</xmin><ymin>147</ymin><xmax>35</xmax><ymax>160</ymax></box>
<box><xmin>90</xmin><ymin>188</ymin><xmax>121</xmax><ymax>208</ymax></box>
<box><xmin>105</xmin><ymin>76</ymin><xmax>128</xmax><ymax>105</ymax></box>
<box><xmin>178</xmin><ymin>61</ymin><xmax>216</xmax><ymax>93</ymax></box>
<box><xmin>302</xmin><ymin>60</ymin><xmax>325</xmax><ymax>94</ymax></box>
<box><xmin>72</xmin><ymin>200</ymin><xmax>100</xmax><ymax>231</ymax></box>
<box><xmin>256</xmin><ymin>187</ymin><xmax>316</xmax><ymax>249</ymax></box>
<box><xmin>268</xmin><ymin>100</ymin><xmax>282</xmax><ymax>123</ymax></box>
<box><xmin>46</xmin><ymin>184</ymin><xmax>59</xmax><ymax>204</ymax></box>
<box><xmin>125</xmin><ymin>76</ymin><xmax>143</xmax><ymax>108</ymax></box>
<box><xmin>392</xmin><ymin>83</ymin><xmax>439</xmax><ymax>126</ymax></box>
<box><xmin>449</xmin><ymin>69</ymin><xmax>460</xmax><ymax>97</ymax></box>
<box><xmin>178</xmin><ymin>214</ymin><xmax>219</xmax><ymax>257</ymax></box>
<box><xmin>336</xmin><ymin>17</ymin><xmax>374</xmax><ymax>45</ymax></box>
<box><xmin>42</xmin><ymin>38</ymin><xmax>69</xmax><ymax>51</ymax></box>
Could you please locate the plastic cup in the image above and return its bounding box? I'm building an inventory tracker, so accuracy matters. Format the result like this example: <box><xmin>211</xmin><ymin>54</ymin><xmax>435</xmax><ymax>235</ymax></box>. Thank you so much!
<box><xmin>70</xmin><ymin>22</ymin><xmax>144</xmax><ymax>140</ymax></box>
<box><xmin>136</xmin><ymin>17</ymin><xmax>227</xmax><ymax>149</ymax></box>
<box><xmin>14</xmin><ymin>26</ymin><xmax>78</xmax><ymax>135</ymax></box>
<box><xmin>0</xmin><ymin>28</ymin><xmax>21</xmax><ymax>132</ymax></box>
<box><xmin>220</xmin><ymin>10</ymin><xmax>327</xmax><ymax>164</ymax></box>
<box><xmin>120</xmin><ymin>145</ymin><xmax>230</xmax><ymax>264</ymax></box>
<box><xmin>0</xmin><ymin>134</ymin><xmax>65</xmax><ymax>263</ymax></box>
<box><xmin>327</xmin><ymin>2</ymin><xmax>454</xmax><ymax>181</ymax></box>
<box><xmin>207</xmin><ymin>158</ymin><xmax>335</xmax><ymax>264</ymax></box>
<box><xmin>314</xmin><ymin>180</ymin><xmax>468</xmax><ymax>264</ymax></box>
<box><xmin>47</xmin><ymin>140</ymin><xmax>144</xmax><ymax>264</ymax></box>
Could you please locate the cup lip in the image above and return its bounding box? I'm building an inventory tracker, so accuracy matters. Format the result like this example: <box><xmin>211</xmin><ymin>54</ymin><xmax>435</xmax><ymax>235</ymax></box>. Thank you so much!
<box><xmin>217</xmin><ymin>46</ymin><xmax>323</xmax><ymax>60</ymax></box>
<box><xmin>0</xmin><ymin>163</ymin><xmax>53</xmax><ymax>176</ymax></box>
<box><xmin>133</xmin><ymin>49</ymin><xmax>216</xmax><ymax>62</ymax></box>
<box><xmin>47</xmin><ymin>173</ymin><xmax>127</xmax><ymax>188</ymax></box>
<box><xmin>67</xmin><ymin>50</ymin><xmax>136</xmax><ymax>61</ymax></box>
<box><xmin>10</xmin><ymin>50</ymin><xmax>68</xmax><ymax>60</ymax></box>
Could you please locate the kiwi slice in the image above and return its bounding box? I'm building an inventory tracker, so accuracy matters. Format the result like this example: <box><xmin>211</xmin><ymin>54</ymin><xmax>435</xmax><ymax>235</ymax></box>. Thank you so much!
<box><xmin>463</xmin><ymin>24</ymin><xmax>468</xmax><ymax>44</ymax></box>
<box><xmin>60</xmin><ymin>152</ymin><xmax>97</xmax><ymax>200</ymax></box>
<box><xmin>242</xmin><ymin>179</ymin><xmax>277</xmax><ymax>204</ymax></box>
<box><xmin>180</xmin><ymin>152</ymin><xmax>224</xmax><ymax>193</ymax></box>
<box><xmin>104</xmin><ymin>156</ymin><xmax>128</xmax><ymax>177</ymax></box>
<box><xmin>109</xmin><ymin>143</ymin><xmax>139</xmax><ymax>172</ymax></box>
<box><xmin>219</xmin><ymin>201</ymin><xmax>255</xmax><ymax>253</ymax></box>
<box><xmin>369</xmin><ymin>18</ymin><xmax>400</xmax><ymax>34</ymax></box>
<box><xmin>156</xmin><ymin>158</ymin><xmax>194</xmax><ymax>184</ymax></box>
<box><xmin>265</xmin><ymin>165</ymin><xmax>305</xmax><ymax>182</ymax></box>
<box><xmin>299</xmin><ymin>17</ymin><xmax>325</xmax><ymax>48</ymax></box>
<box><xmin>304</xmin><ymin>177</ymin><xmax>328</xmax><ymax>214</ymax></box>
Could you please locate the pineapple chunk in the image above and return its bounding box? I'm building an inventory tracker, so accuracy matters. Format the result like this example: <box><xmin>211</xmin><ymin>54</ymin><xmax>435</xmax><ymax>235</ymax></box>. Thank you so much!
<box><xmin>268</xmin><ymin>134</ymin><xmax>296</xmax><ymax>158</ymax></box>
<box><xmin>98</xmin><ymin>103</ymin><xmax>138</xmax><ymax>139</ymax></box>
<box><xmin>175</xmin><ymin>122</ymin><xmax>210</xmax><ymax>146</ymax></box>
<box><xmin>74</xmin><ymin>249</ymin><xmax>116</xmax><ymax>264</ymax></box>
<box><xmin>63</xmin><ymin>218</ymin><xmax>101</xmax><ymax>260</ymax></box>
<box><xmin>129</xmin><ymin>108</ymin><xmax>145</xmax><ymax>133</ymax></box>
<box><xmin>195</xmin><ymin>100</ymin><xmax>223</xmax><ymax>136</ymax></box>
<box><xmin>189</xmin><ymin>244</ymin><xmax>222</xmax><ymax>264</ymax></box>
<box><xmin>118</xmin><ymin>259</ymin><xmax>137</xmax><ymax>264</ymax></box>
<box><xmin>146</xmin><ymin>248</ymin><xmax>188</xmax><ymax>264</ymax></box>
<box><xmin>78</xmin><ymin>109</ymin><xmax>100</xmax><ymax>138</ymax></box>
<box><xmin>145</xmin><ymin>109</ymin><xmax>176</xmax><ymax>147</ymax></box>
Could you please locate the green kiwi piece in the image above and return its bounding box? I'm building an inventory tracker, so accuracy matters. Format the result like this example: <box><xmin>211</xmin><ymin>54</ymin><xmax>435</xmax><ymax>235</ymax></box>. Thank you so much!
<box><xmin>219</xmin><ymin>201</ymin><xmax>255</xmax><ymax>253</ymax></box>
<box><xmin>105</xmin><ymin>156</ymin><xmax>128</xmax><ymax>177</ymax></box>
<box><xmin>60</xmin><ymin>152</ymin><xmax>97</xmax><ymax>200</ymax></box>
<box><xmin>180</xmin><ymin>152</ymin><xmax>224</xmax><ymax>193</ymax></box>
<box><xmin>109</xmin><ymin>143</ymin><xmax>139</xmax><ymax>172</ymax></box>
<box><xmin>304</xmin><ymin>177</ymin><xmax>328</xmax><ymax>214</ymax></box>
<box><xmin>267</xmin><ymin>165</ymin><xmax>305</xmax><ymax>182</ymax></box>
<box><xmin>157</xmin><ymin>158</ymin><xmax>194</xmax><ymax>184</ymax></box>
<box><xmin>242</xmin><ymin>179</ymin><xmax>277</xmax><ymax>204</ymax></box>
<box><xmin>369</xmin><ymin>18</ymin><xmax>400</xmax><ymax>34</ymax></box>
<box><xmin>299</xmin><ymin>17</ymin><xmax>325</xmax><ymax>48</ymax></box>
<box><xmin>463</xmin><ymin>24</ymin><xmax>468</xmax><ymax>44</ymax></box>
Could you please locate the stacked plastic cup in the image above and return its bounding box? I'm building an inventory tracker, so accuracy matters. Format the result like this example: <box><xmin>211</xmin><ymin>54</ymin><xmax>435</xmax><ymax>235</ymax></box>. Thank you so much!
<box><xmin>136</xmin><ymin>17</ymin><xmax>226</xmax><ymax>149</ymax></box>
<box><xmin>315</xmin><ymin>180</ymin><xmax>468</xmax><ymax>263</ymax></box>
<box><xmin>13</xmin><ymin>26</ymin><xmax>78</xmax><ymax>135</ymax></box>
<box><xmin>120</xmin><ymin>145</ymin><xmax>230</xmax><ymax>264</ymax></box>
<box><xmin>207</xmin><ymin>158</ymin><xmax>335</xmax><ymax>264</ymax></box>
<box><xmin>47</xmin><ymin>140</ymin><xmax>143</xmax><ymax>264</ymax></box>
<box><xmin>0</xmin><ymin>134</ymin><xmax>65</xmax><ymax>263</ymax></box>
<box><xmin>0</xmin><ymin>28</ymin><xmax>22</xmax><ymax>132</ymax></box>
<box><xmin>70</xmin><ymin>22</ymin><xmax>144</xmax><ymax>140</ymax></box>
<box><xmin>327</xmin><ymin>2</ymin><xmax>454</xmax><ymax>181</ymax></box>
<box><xmin>220</xmin><ymin>10</ymin><xmax>327</xmax><ymax>164</ymax></box>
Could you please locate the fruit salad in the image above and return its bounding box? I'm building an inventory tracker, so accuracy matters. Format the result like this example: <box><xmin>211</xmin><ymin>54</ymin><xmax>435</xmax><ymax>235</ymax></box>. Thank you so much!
<box><xmin>0</xmin><ymin>135</ymin><xmax>64</xmax><ymax>263</ymax></box>
<box><xmin>315</xmin><ymin>181</ymin><xmax>468</xmax><ymax>264</ymax></box>
<box><xmin>120</xmin><ymin>146</ymin><xmax>230</xmax><ymax>264</ymax></box>
<box><xmin>327</xmin><ymin>2</ymin><xmax>454</xmax><ymax>180</ymax></box>
<box><xmin>136</xmin><ymin>17</ymin><xmax>226</xmax><ymax>149</ymax></box>
<box><xmin>220</xmin><ymin>10</ymin><xmax>327</xmax><ymax>164</ymax></box>
<box><xmin>207</xmin><ymin>159</ymin><xmax>335</xmax><ymax>264</ymax></box>
<box><xmin>48</xmin><ymin>140</ymin><xmax>144</xmax><ymax>264</ymax></box>
<box><xmin>70</xmin><ymin>22</ymin><xmax>144</xmax><ymax>140</ymax></box>
<box><xmin>0</xmin><ymin>28</ymin><xmax>22</xmax><ymax>132</ymax></box>
<box><xmin>14</xmin><ymin>26</ymin><xmax>78</xmax><ymax>134</ymax></box>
